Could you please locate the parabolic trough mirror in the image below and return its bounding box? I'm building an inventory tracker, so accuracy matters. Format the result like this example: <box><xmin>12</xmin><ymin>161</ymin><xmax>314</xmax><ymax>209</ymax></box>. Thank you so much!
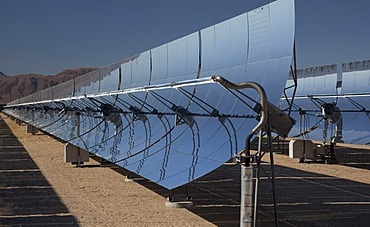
<box><xmin>3</xmin><ymin>0</ymin><xmax>295</xmax><ymax>190</ymax></box>
<box><xmin>280</xmin><ymin>59</ymin><xmax>370</xmax><ymax>145</ymax></box>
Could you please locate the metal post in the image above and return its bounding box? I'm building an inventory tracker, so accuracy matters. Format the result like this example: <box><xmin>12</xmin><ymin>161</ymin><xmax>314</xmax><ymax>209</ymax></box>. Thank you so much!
<box><xmin>253</xmin><ymin>130</ymin><xmax>263</xmax><ymax>226</ymax></box>
<box><xmin>212</xmin><ymin>76</ymin><xmax>269</xmax><ymax>227</ymax></box>
<box><xmin>267</xmin><ymin>119</ymin><xmax>279</xmax><ymax>226</ymax></box>
<box><xmin>241</xmin><ymin>164</ymin><xmax>253</xmax><ymax>227</ymax></box>
<box><xmin>76</xmin><ymin>113</ymin><xmax>82</xmax><ymax>167</ymax></box>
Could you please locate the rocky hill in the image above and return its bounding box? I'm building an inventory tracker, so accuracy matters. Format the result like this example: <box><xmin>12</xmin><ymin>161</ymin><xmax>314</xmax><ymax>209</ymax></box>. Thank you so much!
<box><xmin>0</xmin><ymin>72</ymin><xmax>7</xmax><ymax>78</ymax></box>
<box><xmin>0</xmin><ymin>68</ymin><xmax>97</xmax><ymax>104</ymax></box>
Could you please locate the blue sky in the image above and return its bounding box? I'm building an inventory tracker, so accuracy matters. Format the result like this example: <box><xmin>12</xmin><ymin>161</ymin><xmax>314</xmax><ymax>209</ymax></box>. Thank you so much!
<box><xmin>1</xmin><ymin>0</ymin><xmax>370</xmax><ymax>76</ymax></box>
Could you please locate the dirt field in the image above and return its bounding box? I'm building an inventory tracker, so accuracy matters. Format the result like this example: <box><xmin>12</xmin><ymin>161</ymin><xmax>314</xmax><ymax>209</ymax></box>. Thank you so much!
<box><xmin>1</xmin><ymin>113</ymin><xmax>370</xmax><ymax>226</ymax></box>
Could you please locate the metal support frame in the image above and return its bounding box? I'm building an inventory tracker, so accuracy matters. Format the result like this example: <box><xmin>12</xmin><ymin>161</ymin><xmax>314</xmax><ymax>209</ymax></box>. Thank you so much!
<box><xmin>75</xmin><ymin>113</ymin><xmax>83</xmax><ymax>167</ymax></box>
<box><xmin>5</xmin><ymin>75</ymin><xmax>285</xmax><ymax>225</ymax></box>
<box><xmin>282</xmin><ymin>42</ymin><xmax>298</xmax><ymax>116</ymax></box>
<box><xmin>212</xmin><ymin>76</ymin><xmax>274</xmax><ymax>227</ymax></box>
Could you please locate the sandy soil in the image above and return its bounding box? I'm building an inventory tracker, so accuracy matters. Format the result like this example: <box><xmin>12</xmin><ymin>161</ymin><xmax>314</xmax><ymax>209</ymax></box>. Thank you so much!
<box><xmin>1</xmin><ymin>114</ymin><xmax>214</xmax><ymax>227</ymax></box>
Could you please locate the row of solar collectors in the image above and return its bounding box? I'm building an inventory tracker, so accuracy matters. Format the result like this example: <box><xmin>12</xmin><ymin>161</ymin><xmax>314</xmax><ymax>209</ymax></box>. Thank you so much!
<box><xmin>4</xmin><ymin>0</ymin><xmax>295</xmax><ymax>189</ymax></box>
<box><xmin>3</xmin><ymin>78</ymin><xmax>287</xmax><ymax>190</ymax></box>
<box><xmin>7</xmin><ymin>0</ymin><xmax>293</xmax><ymax>108</ymax></box>
<box><xmin>281</xmin><ymin>59</ymin><xmax>370</xmax><ymax>144</ymax></box>
<box><xmin>4</xmin><ymin>81</ymin><xmax>258</xmax><ymax>189</ymax></box>
<box><xmin>284</xmin><ymin>60</ymin><xmax>370</xmax><ymax>96</ymax></box>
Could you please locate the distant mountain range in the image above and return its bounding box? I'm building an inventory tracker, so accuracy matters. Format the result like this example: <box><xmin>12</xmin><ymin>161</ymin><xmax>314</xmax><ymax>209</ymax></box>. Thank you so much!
<box><xmin>0</xmin><ymin>68</ymin><xmax>97</xmax><ymax>104</ymax></box>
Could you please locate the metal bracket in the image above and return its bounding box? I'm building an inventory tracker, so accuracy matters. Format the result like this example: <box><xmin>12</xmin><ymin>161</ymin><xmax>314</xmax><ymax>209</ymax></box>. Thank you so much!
<box><xmin>171</xmin><ymin>105</ymin><xmax>195</xmax><ymax>127</ymax></box>
<box><xmin>129</xmin><ymin>105</ymin><xmax>148</xmax><ymax>122</ymax></box>
<box><xmin>235</xmin><ymin>154</ymin><xmax>255</xmax><ymax>166</ymax></box>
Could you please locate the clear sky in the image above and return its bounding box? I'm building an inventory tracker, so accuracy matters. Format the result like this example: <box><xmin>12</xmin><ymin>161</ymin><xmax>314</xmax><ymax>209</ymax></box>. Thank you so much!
<box><xmin>1</xmin><ymin>0</ymin><xmax>370</xmax><ymax>76</ymax></box>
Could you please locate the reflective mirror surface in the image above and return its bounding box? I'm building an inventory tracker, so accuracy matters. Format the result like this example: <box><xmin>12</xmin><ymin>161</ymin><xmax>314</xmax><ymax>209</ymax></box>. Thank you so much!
<box><xmin>281</xmin><ymin>59</ymin><xmax>370</xmax><ymax>145</ymax></box>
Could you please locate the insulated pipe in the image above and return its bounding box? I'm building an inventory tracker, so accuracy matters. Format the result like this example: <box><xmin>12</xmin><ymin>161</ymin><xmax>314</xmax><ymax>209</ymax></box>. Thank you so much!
<box><xmin>211</xmin><ymin>75</ymin><xmax>268</xmax><ymax>137</ymax></box>
<box><xmin>211</xmin><ymin>75</ymin><xmax>269</xmax><ymax>227</ymax></box>
<box><xmin>212</xmin><ymin>75</ymin><xmax>268</xmax><ymax>159</ymax></box>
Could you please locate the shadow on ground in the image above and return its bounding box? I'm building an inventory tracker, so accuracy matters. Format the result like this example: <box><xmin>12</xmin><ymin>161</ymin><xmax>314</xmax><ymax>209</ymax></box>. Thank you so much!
<box><xmin>275</xmin><ymin>139</ymin><xmax>370</xmax><ymax>170</ymax></box>
<box><xmin>336</xmin><ymin>146</ymin><xmax>370</xmax><ymax>170</ymax></box>
<box><xmin>92</xmin><ymin>148</ymin><xmax>370</xmax><ymax>227</ymax></box>
<box><xmin>0</xmin><ymin>117</ymin><xmax>79</xmax><ymax>226</ymax></box>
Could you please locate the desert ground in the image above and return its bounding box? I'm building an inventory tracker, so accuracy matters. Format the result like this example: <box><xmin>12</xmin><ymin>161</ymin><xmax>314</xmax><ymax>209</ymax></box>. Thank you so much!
<box><xmin>1</xmin><ymin>113</ymin><xmax>370</xmax><ymax>226</ymax></box>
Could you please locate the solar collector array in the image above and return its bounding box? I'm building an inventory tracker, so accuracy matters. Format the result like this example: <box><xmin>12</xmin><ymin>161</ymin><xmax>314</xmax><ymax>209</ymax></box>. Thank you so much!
<box><xmin>4</xmin><ymin>0</ymin><xmax>295</xmax><ymax>189</ymax></box>
<box><xmin>282</xmin><ymin>59</ymin><xmax>370</xmax><ymax>145</ymax></box>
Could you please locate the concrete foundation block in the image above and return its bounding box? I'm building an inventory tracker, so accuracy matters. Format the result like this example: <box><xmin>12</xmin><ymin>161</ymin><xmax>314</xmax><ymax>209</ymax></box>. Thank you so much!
<box><xmin>165</xmin><ymin>200</ymin><xmax>193</xmax><ymax>208</ymax></box>
<box><xmin>26</xmin><ymin>124</ymin><xmax>38</xmax><ymax>134</ymax></box>
<box><xmin>289</xmin><ymin>139</ymin><xmax>314</xmax><ymax>159</ymax></box>
<box><xmin>64</xmin><ymin>143</ymin><xmax>89</xmax><ymax>163</ymax></box>
<box><xmin>15</xmin><ymin>118</ymin><xmax>22</xmax><ymax>125</ymax></box>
